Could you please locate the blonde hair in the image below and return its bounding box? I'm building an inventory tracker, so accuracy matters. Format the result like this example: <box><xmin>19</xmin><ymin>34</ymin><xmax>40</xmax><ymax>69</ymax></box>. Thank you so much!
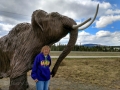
<box><xmin>41</xmin><ymin>45</ymin><xmax>50</xmax><ymax>53</ymax></box>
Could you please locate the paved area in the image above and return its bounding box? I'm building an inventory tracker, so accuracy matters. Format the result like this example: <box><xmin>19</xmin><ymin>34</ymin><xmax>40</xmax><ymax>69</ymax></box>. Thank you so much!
<box><xmin>51</xmin><ymin>56</ymin><xmax>120</xmax><ymax>58</ymax></box>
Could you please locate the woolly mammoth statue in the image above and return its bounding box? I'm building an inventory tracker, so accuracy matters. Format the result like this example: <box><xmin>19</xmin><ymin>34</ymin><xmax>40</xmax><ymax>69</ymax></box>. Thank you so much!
<box><xmin>0</xmin><ymin>4</ymin><xmax>99</xmax><ymax>90</ymax></box>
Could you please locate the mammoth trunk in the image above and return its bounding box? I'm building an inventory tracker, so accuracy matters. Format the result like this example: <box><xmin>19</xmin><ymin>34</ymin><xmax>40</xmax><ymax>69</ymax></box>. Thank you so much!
<box><xmin>51</xmin><ymin>29</ymin><xmax>78</xmax><ymax>77</ymax></box>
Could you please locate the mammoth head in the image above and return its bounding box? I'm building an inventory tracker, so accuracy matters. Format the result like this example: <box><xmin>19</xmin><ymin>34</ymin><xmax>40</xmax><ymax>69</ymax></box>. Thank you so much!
<box><xmin>31</xmin><ymin>9</ymin><xmax>78</xmax><ymax>43</ymax></box>
<box><xmin>31</xmin><ymin>4</ymin><xmax>99</xmax><ymax>77</ymax></box>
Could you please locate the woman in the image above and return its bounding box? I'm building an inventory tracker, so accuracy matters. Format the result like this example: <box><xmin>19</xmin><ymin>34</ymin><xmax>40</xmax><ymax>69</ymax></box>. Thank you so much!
<box><xmin>31</xmin><ymin>45</ymin><xmax>51</xmax><ymax>90</ymax></box>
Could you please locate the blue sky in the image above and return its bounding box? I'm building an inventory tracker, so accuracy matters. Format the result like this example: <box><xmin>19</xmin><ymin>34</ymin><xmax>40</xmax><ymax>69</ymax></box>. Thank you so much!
<box><xmin>0</xmin><ymin>0</ymin><xmax>120</xmax><ymax>46</ymax></box>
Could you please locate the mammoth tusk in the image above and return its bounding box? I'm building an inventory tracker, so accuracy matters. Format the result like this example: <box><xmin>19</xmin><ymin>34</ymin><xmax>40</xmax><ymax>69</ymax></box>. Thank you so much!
<box><xmin>72</xmin><ymin>18</ymin><xmax>91</xmax><ymax>29</ymax></box>
<box><xmin>37</xmin><ymin>23</ymin><xmax>44</xmax><ymax>32</ymax></box>
<box><xmin>35</xmin><ymin>17</ymin><xmax>44</xmax><ymax>32</ymax></box>
<box><xmin>72</xmin><ymin>4</ymin><xmax>99</xmax><ymax>30</ymax></box>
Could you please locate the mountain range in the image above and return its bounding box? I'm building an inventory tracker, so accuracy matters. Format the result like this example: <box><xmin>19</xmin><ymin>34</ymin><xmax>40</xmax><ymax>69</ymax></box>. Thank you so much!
<box><xmin>82</xmin><ymin>44</ymin><xmax>105</xmax><ymax>47</ymax></box>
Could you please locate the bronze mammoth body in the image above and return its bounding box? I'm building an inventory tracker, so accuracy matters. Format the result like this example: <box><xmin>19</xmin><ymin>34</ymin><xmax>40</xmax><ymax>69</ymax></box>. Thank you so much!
<box><xmin>0</xmin><ymin>4</ymin><xmax>99</xmax><ymax>90</ymax></box>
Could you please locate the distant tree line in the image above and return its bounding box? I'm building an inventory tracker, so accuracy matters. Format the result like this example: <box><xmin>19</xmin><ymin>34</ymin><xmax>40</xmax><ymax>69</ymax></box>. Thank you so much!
<box><xmin>51</xmin><ymin>44</ymin><xmax>120</xmax><ymax>52</ymax></box>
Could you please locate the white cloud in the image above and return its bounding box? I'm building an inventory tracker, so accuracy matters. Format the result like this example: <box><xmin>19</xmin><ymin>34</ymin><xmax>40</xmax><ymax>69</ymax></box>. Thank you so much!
<box><xmin>57</xmin><ymin>30</ymin><xmax>120</xmax><ymax>46</ymax></box>
<box><xmin>99</xmin><ymin>1</ymin><xmax>111</xmax><ymax>9</ymax></box>
<box><xmin>0</xmin><ymin>0</ymin><xmax>113</xmax><ymax>26</ymax></box>
<box><xmin>0</xmin><ymin>0</ymin><xmax>103</xmax><ymax>22</ymax></box>
<box><xmin>0</xmin><ymin>23</ymin><xmax>14</xmax><ymax>31</ymax></box>
<box><xmin>96</xmin><ymin>30</ymin><xmax>111</xmax><ymax>37</ymax></box>
<box><xmin>0</xmin><ymin>0</ymin><xmax>120</xmax><ymax>46</ymax></box>
<box><xmin>57</xmin><ymin>34</ymin><xmax>69</xmax><ymax>45</ymax></box>
<box><xmin>0</xmin><ymin>15</ymin><xmax>22</xmax><ymax>25</ymax></box>
<box><xmin>0</xmin><ymin>0</ymin><xmax>102</xmax><ymax>36</ymax></box>
<box><xmin>77</xmin><ymin>30</ymin><xmax>120</xmax><ymax>46</ymax></box>
<box><xmin>96</xmin><ymin>15</ymin><xmax>120</xmax><ymax>28</ymax></box>
<box><xmin>106</xmin><ymin>9</ymin><xmax>120</xmax><ymax>15</ymax></box>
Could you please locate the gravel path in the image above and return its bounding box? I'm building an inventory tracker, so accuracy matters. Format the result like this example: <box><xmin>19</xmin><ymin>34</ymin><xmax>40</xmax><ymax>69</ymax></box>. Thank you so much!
<box><xmin>0</xmin><ymin>76</ymin><xmax>119</xmax><ymax>90</ymax></box>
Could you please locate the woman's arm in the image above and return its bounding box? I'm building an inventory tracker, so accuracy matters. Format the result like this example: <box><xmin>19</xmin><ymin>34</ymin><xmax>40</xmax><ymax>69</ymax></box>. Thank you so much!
<box><xmin>31</xmin><ymin>55</ymin><xmax>39</xmax><ymax>80</ymax></box>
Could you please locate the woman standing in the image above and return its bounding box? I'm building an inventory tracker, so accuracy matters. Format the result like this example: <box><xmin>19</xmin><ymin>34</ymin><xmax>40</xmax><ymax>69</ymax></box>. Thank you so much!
<box><xmin>31</xmin><ymin>45</ymin><xmax>51</xmax><ymax>90</ymax></box>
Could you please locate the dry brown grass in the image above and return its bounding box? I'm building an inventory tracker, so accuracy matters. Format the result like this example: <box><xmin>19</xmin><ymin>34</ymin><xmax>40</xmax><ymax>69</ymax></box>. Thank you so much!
<box><xmin>1</xmin><ymin>58</ymin><xmax>120</xmax><ymax>90</ymax></box>
<box><xmin>51</xmin><ymin>58</ymin><xmax>120</xmax><ymax>89</ymax></box>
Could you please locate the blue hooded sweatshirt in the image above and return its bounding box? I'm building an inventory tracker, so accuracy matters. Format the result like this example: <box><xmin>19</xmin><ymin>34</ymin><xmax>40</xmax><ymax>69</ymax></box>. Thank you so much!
<box><xmin>31</xmin><ymin>53</ymin><xmax>51</xmax><ymax>81</ymax></box>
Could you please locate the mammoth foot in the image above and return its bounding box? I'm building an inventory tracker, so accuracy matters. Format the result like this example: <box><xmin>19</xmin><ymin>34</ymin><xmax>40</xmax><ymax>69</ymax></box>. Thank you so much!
<box><xmin>0</xmin><ymin>74</ymin><xmax>3</xmax><ymax>79</ymax></box>
<box><xmin>9</xmin><ymin>73</ymin><xmax>28</xmax><ymax>90</ymax></box>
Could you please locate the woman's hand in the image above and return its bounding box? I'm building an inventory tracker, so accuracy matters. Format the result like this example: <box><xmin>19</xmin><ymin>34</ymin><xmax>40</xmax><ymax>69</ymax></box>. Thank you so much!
<box><xmin>34</xmin><ymin>79</ymin><xmax>38</xmax><ymax>82</ymax></box>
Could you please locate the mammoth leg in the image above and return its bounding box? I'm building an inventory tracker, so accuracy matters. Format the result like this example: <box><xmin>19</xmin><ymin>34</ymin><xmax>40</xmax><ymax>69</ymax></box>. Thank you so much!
<box><xmin>9</xmin><ymin>73</ymin><xmax>28</xmax><ymax>90</ymax></box>
<box><xmin>26</xmin><ymin>78</ymin><xmax>29</xmax><ymax>88</ymax></box>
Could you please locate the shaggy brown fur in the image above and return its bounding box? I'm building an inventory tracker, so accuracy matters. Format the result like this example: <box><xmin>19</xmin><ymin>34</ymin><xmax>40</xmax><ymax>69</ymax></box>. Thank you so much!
<box><xmin>0</xmin><ymin>6</ymin><xmax>98</xmax><ymax>89</ymax></box>
<box><xmin>0</xmin><ymin>48</ymin><xmax>10</xmax><ymax>73</ymax></box>
<box><xmin>0</xmin><ymin>23</ymin><xmax>35</xmax><ymax>78</ymax></box>
<box><xmin>0</xmin><ymin>10</ymin><xmax>77</xmax><ymax>90</ymax></box>
<box><xmin>0</xmin><ymin>10</ymin><xmax>77</xmax><ymax>79</ymax></box>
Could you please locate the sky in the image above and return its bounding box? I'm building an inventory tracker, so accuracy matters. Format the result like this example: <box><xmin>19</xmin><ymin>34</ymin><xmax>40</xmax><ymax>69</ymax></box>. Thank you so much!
<box><xmin>0</xmin><ymin>0</ymin><xmax>120</xmax><ymax>46</ymax></box>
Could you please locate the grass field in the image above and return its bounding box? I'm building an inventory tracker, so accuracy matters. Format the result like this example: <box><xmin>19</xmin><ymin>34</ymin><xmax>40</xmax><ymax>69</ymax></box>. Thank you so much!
<box><xmin>50</xmin><ymin>58</ymin><xmax>120</xmax><ymax>89</ymax></box>
<box><xmin>49</xmin><ymin>51</ymin><xmax>120</xmax><ymax>89</ymax></box>
<box><xmin>0</xmin><ymin>51</ymin><xmax>120</xmax><ymax>90</ymax></box>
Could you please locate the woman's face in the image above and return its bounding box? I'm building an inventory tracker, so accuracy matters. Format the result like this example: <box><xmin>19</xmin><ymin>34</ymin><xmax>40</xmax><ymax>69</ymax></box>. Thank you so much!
<box><xmin>43</xmin><ymin>48</ymin><xmax>50</xmax><ymax>56</ymax></box>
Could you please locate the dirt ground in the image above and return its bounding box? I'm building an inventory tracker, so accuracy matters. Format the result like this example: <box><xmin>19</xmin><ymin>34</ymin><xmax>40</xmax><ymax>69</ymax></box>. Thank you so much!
<box><xmin>0</xmin><ymin>58</ymin><xmax>120</xmax><ymax>90</ymax></box>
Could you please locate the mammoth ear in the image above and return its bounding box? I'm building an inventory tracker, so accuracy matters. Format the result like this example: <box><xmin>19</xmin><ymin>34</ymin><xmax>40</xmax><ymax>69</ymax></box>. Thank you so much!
<box><xmin>35</xmin><ymin>17</ymin><xmax>44</xmax><ymax>32</ymax></box>
<box><xmin>32</xmin><ymin>10</ymin><xmax>47</xmax><ymax>32</ymax></box>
